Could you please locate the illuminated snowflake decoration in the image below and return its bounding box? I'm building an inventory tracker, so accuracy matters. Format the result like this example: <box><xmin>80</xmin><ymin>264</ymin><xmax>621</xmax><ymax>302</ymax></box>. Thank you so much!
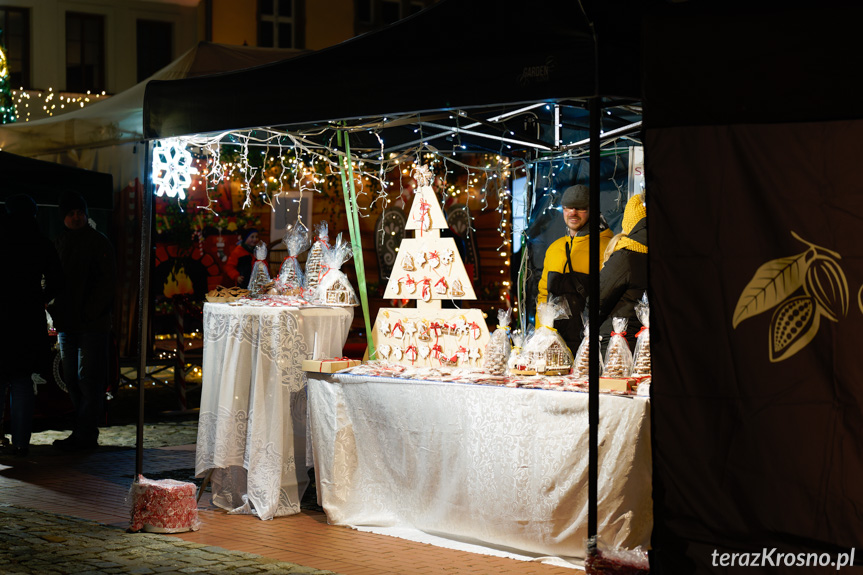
<box><xmin>152</xmin><ymin>138</ymin><xmax>198</xmax><ymax>199</ymax></box>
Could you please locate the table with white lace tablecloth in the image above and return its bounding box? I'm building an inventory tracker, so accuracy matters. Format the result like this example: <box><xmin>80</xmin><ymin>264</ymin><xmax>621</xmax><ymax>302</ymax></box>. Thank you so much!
<box><xmin>307</xmin><ymin>374</ymin><xmax>652</xmax><ymax>565</ymax></box>
<box><xmin>197</xmin><ymin>303</ymin><xmax>353</xmax><ymax>520</ymax></box>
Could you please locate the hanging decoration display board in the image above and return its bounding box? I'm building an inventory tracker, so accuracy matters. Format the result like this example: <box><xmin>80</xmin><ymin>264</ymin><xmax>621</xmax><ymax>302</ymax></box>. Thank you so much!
<box><xmin>371</xmin><ymin>165</ymin><xmax>490</xmax><ymax>367</ymax></box>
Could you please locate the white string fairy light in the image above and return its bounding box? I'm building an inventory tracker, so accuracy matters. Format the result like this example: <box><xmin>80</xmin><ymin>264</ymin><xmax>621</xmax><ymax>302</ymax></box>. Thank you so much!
<box><xmin>259</xmin><ymin>145</ymin><xmax>270</xmax><ymax>204</ymax></box>
<box><xmin>369</xmin><ymin>130</ymin><xmax>390</xmax><ymax>211</ymax></box>
<box><xmin>237</xmin><ymin>136</ymin><xmax>257</xmax><ymax>209</ymax></box>
<box><xmin>164</xmin><ymin>121</ymin><xmax>543</xmax><ymax>312</ymax></box>
<box><xmin>195</xmin><ymin>139</ymin><xmax>224</xmax><ymax>215</ymax></box>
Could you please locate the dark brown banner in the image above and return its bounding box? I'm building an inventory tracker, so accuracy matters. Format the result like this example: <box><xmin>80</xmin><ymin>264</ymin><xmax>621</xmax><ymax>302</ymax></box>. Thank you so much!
<box><xmin>647</xmin><ymin>121</ymin><xmax>863</xmax><ymax>572</ymax></box>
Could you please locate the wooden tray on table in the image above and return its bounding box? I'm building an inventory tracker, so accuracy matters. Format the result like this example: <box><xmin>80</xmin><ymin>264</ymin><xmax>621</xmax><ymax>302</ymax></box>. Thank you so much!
<box><xmin>205</xmin><ymin>286</ymin><xmax>249</xmax><ymax>303</ymax></box>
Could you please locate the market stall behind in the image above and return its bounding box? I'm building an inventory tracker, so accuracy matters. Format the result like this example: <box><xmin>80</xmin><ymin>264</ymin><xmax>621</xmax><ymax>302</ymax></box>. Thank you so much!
<box><xmin>0</xmin><ymin>151</ymin><xmax>114</xmax><ymax>422</ymax></box>
<box><xmin>0</xmin><ymin>42</ymin><xmax>307</xmax><ymax>363</ymax></box>
<box><xmin>0</xmin><ymin>150</ymin><xmax>113</xmax><ymax>210</ymax></box>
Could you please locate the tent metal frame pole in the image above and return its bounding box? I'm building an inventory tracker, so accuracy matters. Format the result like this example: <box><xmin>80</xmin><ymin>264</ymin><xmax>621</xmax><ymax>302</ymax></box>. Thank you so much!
<box><xmin>375</xmin><ymin>102</ymin><xmax>550</xmax><ymax>156</ymax></box>
<box><xmin>553</xmin><ymin>104</ymin><xmax>561</xmax><ymax>148</ymax></box>
<box><xmin>587</xmin><ymin>96</ymin><xmax>601</xmax><ymax>544</ymax></box>
<box><xmin>561</xmin><ymin>120</ymin><xmax>643</xmax><ymax>151</ymax></box>
<box><xmin>416</xmin><ymin>122</ymin><xmax>552</xmax><ymax>151</ymax></box>
<box><xmin>136</xmin><ymin>140</ymin><xmax>154</xmax><ymax>478</ymax></box>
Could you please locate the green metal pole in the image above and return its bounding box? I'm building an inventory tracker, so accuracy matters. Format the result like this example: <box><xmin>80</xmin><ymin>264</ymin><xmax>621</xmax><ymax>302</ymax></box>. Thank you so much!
<box><xmin>336</xmin><ymin>129</ymin><xmax>375</xmax><ymax>359</ymax></box>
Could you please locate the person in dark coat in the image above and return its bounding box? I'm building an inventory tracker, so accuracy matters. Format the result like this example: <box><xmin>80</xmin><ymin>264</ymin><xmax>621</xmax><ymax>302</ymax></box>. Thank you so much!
<box><xmin>0</xmin><ymin>194</ymin><xmax>64</xmax><ymax>457</ymax></box>
<box><xmin>596</xmin><ymin>194</ymin><xmax>648</xmax><ymax>354</ymax></box>
<box><xmin>50</xmin><ymin>191</ymin><xmax>115</xmax><ymax>451</ymax></box>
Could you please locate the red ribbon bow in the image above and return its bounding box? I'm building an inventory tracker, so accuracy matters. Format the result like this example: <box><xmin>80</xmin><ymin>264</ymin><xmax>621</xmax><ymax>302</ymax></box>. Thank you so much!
<box><xmin>430</xmin><ymin>322</ymin><xmax>442</xmax><ymax>344</ymax></box>
<box><xmin>416</xmin><ymin>199</ymin><xmax>431</xmax><ymax>235</ymax></box>
<box><xmin>318</xmin><ymin>357</ymin><xmax>352</xmax><ymax>371</ymax></box>
<box><xmin>611</xmin><ymin>331</ymin><xmax>627</xmax><ymax>338</ymax></box>
<box><xmin>432</xmin><ymin>344</ymin><xmax>443</xmax><ymax>363</ymax></box>
<box><xmin>406</xmin><ymin>345</ymin><xmax>418</xmax><ymax>364</ymax></box>
<box><xmin>635</xmin><ymin>326</ymin><xmax>649</xmax><ymax>338</ymax></box>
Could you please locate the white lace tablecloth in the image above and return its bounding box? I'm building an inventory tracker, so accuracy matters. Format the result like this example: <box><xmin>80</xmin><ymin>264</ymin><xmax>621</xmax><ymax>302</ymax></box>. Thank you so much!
<box><xmin>197</xmin><ymin>303</ymin><xmax>353</xmax><ymax>520</ymax></box>
<box><xmin>308</xmin><ymin>374</ymin><xmax>652</xmax><ymax>564</ymax></box>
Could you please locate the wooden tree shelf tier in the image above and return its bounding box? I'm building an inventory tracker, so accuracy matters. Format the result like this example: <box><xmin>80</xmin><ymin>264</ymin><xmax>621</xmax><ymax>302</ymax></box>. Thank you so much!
<box><xmin>370</xmin><ymin>307</ymin><xmax>490</xmax><ymax>367</ymax></box>
<box><xmin>371</xmin><ymin>167</ymin><xmax>491</xmax><ymax>367</ymax></box>
<box><xmin>382</xmin><ymin>237</ymin><xmax>476</xmax><ymax>301</ymax></box>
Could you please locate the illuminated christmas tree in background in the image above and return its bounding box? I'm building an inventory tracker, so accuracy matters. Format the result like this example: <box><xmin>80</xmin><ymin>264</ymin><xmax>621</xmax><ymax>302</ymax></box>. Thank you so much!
<box><xmin>0</xmin><ymin>30</ymin><xmax>17</xmax><ymax>124</ymax></box>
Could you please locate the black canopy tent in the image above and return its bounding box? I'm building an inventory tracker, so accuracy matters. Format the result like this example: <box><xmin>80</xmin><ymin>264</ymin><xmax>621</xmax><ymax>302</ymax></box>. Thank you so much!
<box><xmin>0</xmin><ymin>150</ymin><xmax>114</xmax><ymax>242</ymax></box>
<box><xmin>0</xmin><ymin>150</ymin><xmax>113</xmax><ymax>210</ymax></box>
<box><xmin>143</xmin><ymin>0</ymin><xmax>643</xmax><ymax>145</ymax></box>
<box><xmin>142</xmin><ymin>0</ymin><xmax>647</xmax><ymax>561</ymax></box>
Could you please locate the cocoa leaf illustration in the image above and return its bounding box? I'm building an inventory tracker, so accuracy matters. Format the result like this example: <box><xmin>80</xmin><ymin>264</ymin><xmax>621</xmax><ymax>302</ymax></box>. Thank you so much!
<box><xmin>732</xmin><ymin>252</ymin><xmax>808</xmax><ymax>328</ymax></box>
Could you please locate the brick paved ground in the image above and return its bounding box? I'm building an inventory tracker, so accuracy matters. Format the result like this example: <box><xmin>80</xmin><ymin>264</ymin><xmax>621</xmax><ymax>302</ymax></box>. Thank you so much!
<box><xmin>0</xmin><ymin>422</ymin><xmax>580</xmax><ymax>575</ymax></box>
<box><xmin>0</xmin><ymin>504</ymin><xmax>340</xmax><ymax>575</ymax></box>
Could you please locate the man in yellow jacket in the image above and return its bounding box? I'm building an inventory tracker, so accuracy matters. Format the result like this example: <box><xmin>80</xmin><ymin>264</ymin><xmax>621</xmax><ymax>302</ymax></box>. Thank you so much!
<box><xmin>537</xmin><ymin>184</ymin><xmax>613</xmax><ymax>350</ymax></box>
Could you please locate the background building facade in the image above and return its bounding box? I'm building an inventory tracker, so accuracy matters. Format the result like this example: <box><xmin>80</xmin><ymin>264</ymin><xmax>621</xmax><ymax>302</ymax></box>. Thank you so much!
<box><xmin>0</xmin><ymin>0</ymin><xmax>434</xmax><ymax>120</ymax></box>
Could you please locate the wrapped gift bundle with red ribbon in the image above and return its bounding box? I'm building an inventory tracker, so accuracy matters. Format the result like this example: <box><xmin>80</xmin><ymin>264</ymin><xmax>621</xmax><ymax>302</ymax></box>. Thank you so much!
<box><xmin>302</xmin><ymin>357</ymin><xmax>362</xmax><ymax>373</ymax></box>
<box><xmin>128</xmin><ymin>475</ymin><xmax>200</xmax><ymax>533</ymax></box>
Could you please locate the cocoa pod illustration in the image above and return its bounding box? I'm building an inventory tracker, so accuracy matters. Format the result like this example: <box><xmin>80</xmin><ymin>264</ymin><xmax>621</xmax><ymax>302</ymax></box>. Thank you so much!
<box><xmin>769</xmin><ymin>295</ymin><xmax>821</xmax><ymax>362</ymax></box>
<box><xmin>803</xmin><ymin>255</ymin><xmax>849</xmax><ymax>322</ymax></box>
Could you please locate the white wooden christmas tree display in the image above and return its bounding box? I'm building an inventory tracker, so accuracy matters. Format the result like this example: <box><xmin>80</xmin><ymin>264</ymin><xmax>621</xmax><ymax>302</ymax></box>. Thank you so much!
<box><xmin>371</xmin><ymin>165</ymin><xmax>490</xmax><ymax>367</ymax></box>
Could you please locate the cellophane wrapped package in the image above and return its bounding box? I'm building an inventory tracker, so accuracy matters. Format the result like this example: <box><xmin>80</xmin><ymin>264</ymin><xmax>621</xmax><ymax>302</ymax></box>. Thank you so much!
<box><xmin>483</xmin><ymin>308</ymin><xmax>512</xmax><ymax>375</ymax></box>
<box><xmin>584</xmin><ymin>535</ymin><xmax>649</xmax><ymax>575</ymax></box>
<box><xmin>603</xmin><ymin>317</ymin><xmax>634</xmax><ymax>377</ymax></box>
<box><xmin>506</xmin><ymin>325</ymin><xmax>530</xmax><ymax>373</ymax></box>
<box><xmin>311</xmin><ymin>233</ymin><xmax>358</xmax><ymax>306</ymax></box>
<box><xmin>246</xmin><ymin>242</ymin><xmax>271</xmax><ymax>296</ymax></box>
<box><xmin>277</xmin><ymin>222</ymin><xmax>311</xmax><ymax>293</ymax></box>
<box><xmin>128</xmin><ymin>475</ymin><xmax>200</xmax><ymax>534</ymax></box>
<box><xmin>521</xmin><ymin>297</ymin><xmax>574</xmax><ymax>375</ymax></box>
<box><xmin>630</xmin><ymin>292</ymin><xmax>651</xmax><ymax>378</ymax></box>
<box><xmin>572</xmin><ymin>321</ymin><xmax>603</xmax><ymax>379</ymax></box>
<box><xmin>304</xmin><ymin>220</ymin><xmax>330</xmax><ymax>293</ymax></box>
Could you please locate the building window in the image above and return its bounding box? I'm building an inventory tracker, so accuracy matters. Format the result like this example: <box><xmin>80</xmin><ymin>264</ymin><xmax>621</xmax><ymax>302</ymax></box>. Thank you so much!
<box><xmin>259</xmin><ymin>0</ymin><xmax>296</xmax><ymax>48</ymax></box>
<box><xmin>354</xmin><ymin>0</ymin><xmax>434</xmax><ymax>35</ymax></box>
<box><xmin>137</xmin><ymin>20</ymin><xmax>173</xmax><ymax>82</ymax></box>
<box><xmin>0</xmin><ymin>7</ymin><xmax>30</xmax><ymax>89</ymax></box>
<box><xmin>66</xmin><ymin>12</ymin><xmax>105</xmax><ymax>93</ymax></box>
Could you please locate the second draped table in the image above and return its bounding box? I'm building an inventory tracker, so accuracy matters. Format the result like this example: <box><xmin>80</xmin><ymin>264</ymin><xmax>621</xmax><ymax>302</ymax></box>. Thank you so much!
<box><xmin>308</xmin><ymin>373</ymin><xmax>652</xmax><ymax>564</ymax></box>
<box><xmin>196</xmin><ymin>302</ymin><xmax>353</xmax><ymax>520</ymax></box>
